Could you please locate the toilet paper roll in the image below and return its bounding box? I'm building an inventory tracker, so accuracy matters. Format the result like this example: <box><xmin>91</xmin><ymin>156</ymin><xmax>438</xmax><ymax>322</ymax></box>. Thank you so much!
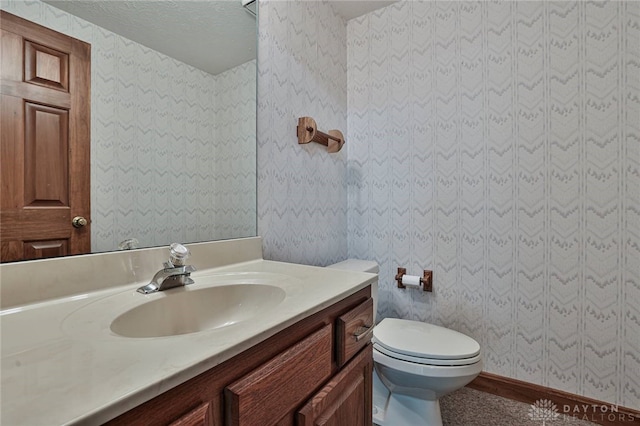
<box><xmin>401</xmin><ymin>275</ymin><xmax>422</xmax><ymax>288</ymax></box>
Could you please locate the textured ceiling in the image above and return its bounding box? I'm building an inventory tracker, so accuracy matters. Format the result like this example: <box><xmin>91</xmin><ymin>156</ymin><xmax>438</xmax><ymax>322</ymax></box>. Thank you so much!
<box><xmin>43</xmin><ymin>0</ymin><xmax>257</xmax><ymax>75</ymax></box>
<box><xmin>43</xmin><ymin>0</ymin><xmax>397</xmax><ymax>75</ymax></box>
<box><xmin>330</xmin><ymin>0</ymin><xmax>397</xmax><ymax>21</ymax></box>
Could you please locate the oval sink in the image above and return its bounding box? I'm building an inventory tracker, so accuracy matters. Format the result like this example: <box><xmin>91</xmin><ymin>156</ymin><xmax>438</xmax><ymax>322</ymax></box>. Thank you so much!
<box><xmin>110</xmin><ymin>284</ymin><xmax>286</xmax><ymax>338</ymax></box>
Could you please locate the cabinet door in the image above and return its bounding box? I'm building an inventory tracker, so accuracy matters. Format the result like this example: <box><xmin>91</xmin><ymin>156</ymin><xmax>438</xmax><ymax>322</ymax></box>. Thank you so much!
<box><xmin>168</xmin><ymin>402</ymin><xmax>213</xmax><ymax>426</ymax></box>
<box><xmin>225</xmin><ymin>324</ymin><xmax>333</xmax><ymax>426</ymax></box>
<box><xmin>297</xmin><ymin>345</ymin><xmax>373</xmax><ymax>426</ymax></box>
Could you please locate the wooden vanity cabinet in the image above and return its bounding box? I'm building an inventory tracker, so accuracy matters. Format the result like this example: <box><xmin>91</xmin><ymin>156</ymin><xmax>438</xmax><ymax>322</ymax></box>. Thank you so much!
<box><xmin>105</xmin><ymin>286</ymin><xmax>373</xmax><ymax>426</ymax></box>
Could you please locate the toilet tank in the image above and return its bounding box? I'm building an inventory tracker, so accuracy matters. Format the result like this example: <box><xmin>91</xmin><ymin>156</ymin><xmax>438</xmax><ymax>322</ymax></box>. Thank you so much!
<box><xmin>326</xmin><ymin>259</ymin><xmax>379</xmax><ymax>323</ymax></box>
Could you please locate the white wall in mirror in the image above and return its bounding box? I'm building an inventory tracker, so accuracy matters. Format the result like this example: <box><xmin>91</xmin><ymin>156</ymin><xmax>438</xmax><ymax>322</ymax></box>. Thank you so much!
<box><xmin>1</xmin><ymin>0</ymin><xmax>257</xmax><ymax>253</ymax></box>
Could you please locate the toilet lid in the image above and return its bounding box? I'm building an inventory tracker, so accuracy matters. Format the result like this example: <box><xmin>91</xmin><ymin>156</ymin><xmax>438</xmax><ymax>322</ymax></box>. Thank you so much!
<box><xmin>372</xmin><ymin>318</ymin><xmax>480</xmax><ymax>360</ymax></box>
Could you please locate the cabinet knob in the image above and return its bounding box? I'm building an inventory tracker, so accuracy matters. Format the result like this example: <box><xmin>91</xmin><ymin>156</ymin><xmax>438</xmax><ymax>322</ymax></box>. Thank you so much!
<box><xmin>72</xmin><ymin>216</ymin><xmax>88</xmax><ymax>228</ymax></box>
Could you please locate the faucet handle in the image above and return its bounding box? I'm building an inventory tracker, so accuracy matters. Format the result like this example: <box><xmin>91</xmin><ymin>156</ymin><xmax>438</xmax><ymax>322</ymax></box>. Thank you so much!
<box><xmin>169</xmin><ymin>243</ymin><xmax>190</xmax><ymax>266</ymax></box>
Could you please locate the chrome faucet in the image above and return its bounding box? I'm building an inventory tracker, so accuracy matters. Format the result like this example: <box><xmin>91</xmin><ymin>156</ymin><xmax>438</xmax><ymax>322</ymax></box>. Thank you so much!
<box><xmin>137</xmin><ymin>243</ymin><xmax>196</xmax><ymax>294</ymax></box>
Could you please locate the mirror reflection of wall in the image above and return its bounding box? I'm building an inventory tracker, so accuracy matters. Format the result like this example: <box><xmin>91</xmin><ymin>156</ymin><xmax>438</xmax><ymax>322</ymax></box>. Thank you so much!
<box><xmin>1</xmin><ymin>0</ymin><xmax>257</xmax><ymax>254</ymax></box>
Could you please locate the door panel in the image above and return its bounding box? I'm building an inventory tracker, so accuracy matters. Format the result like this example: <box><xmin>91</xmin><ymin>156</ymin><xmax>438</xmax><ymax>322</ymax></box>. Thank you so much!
<box><xmin>24</xmin><ymin>102</ymin><xmax>69</xmax><ymax>206</ymax></box>
<box><xmin>1</xmin><ymin>94</ymin><xmax>24</xmax><ymax>210</ymax></box>
<box><xmin>24</xmin><ymin>40</ymin><xmax>69</xmax><ymax>91</ymax></box>
<box><xmin>24</xmin><ymin>239</ymin><xmax>68</xmax><ymax>259</ymax></box>
<box><xmin>0</xmin><ymin>11</ymin><xmax>90</xmax><ymax>262</ymax></box>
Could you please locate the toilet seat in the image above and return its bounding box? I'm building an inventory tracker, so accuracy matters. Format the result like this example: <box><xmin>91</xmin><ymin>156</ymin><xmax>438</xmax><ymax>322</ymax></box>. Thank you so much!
<box><xmin>373</xmin><ymin>346</ymin><xmax>483</xmax><ymax>380</ymax></box>
<box><xmin>373</xmin><ymin>318</ymin><xmax>481</xmax><ymax>366</ymax></box>
<box><xmin>373</xmin><ymin>343</ymin><xmax>481</xmax><ymax>366</ymax></box>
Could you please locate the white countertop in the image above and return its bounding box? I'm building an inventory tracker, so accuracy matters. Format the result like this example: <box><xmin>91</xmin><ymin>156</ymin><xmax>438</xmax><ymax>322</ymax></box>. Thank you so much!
<box><xmin>0</xmin><ymin>240</ymin><xmax>376</xmax><ymax>425</ymax></box>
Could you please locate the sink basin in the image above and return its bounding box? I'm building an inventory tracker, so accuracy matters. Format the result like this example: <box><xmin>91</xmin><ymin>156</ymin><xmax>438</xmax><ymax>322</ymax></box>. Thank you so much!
<box><xmin>110</xmin><ymin>284</ymin><xmax>286</xmax><ymax>338</ymax></box>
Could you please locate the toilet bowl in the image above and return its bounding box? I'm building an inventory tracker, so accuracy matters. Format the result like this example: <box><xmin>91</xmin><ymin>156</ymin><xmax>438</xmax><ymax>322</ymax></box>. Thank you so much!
<box><xmin>371</xmin><ymin>318</ymin><xmax>482</xmax><ymax>425</ymax></box>
<box><xmin>326</xmin><ymin>260</ymin><xmax>483</xmax><ymax>426</ymax></box>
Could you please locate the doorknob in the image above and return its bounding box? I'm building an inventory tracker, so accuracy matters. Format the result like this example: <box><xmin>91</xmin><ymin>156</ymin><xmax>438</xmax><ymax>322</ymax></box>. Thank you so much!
<box><xmin>72</xmin><ymin>216</ymin><xmax>88</xmax><ymax>228</ymax></box>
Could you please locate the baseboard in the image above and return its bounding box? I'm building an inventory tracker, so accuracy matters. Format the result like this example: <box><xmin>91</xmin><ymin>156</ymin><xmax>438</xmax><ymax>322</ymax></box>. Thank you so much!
<box><xmin>467</xmin><ymin>372</ymin><xmax>640</xmax><ymax>426</ymax></box>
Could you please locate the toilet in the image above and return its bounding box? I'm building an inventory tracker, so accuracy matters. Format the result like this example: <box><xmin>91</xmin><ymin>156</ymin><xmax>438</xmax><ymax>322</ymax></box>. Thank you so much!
<box><xmin>327</xmin><ymin>260</ymin><xmax>483</xmax><ymax>426</ymax></box>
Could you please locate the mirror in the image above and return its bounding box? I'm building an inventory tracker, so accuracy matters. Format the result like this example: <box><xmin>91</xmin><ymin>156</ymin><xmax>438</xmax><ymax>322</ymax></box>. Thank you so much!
<box><xmin>0</xmin><ymin>0</ymin><xmax>257</xmax><ymax>257</ymax></box>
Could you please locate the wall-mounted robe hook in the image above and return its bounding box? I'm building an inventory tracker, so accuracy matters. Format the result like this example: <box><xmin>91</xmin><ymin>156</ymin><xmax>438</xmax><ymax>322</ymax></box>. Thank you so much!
<box><xmin>297</xmin><ymin>116</ymin><xmax>345</xmax><ymax>153</ymax></box>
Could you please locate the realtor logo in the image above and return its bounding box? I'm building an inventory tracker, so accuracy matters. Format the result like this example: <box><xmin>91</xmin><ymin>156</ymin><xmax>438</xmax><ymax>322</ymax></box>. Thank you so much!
<box><xmin>528</xmin><ymin>399</ymin><xmax>560</xmax><ymax>425</ymax></box>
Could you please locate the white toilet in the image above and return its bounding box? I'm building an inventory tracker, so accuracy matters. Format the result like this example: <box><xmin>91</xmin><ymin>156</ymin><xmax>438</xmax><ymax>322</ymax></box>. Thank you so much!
<box><xmin>327</xmin><ymin>260</ymin><xmax>483</xmax><ymax>426</ymax></box>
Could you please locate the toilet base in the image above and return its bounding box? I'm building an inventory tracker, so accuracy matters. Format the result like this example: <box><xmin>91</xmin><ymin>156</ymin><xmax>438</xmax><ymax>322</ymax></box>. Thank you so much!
<box><xmin>373</xmin><ymin>396</ymin><xmax>442</xmax><ymax>426</ymax></box>
<box><xmin>373</xmin><ymin>367</ymin><xmax>443</xmax><ymax>426</ymax></box>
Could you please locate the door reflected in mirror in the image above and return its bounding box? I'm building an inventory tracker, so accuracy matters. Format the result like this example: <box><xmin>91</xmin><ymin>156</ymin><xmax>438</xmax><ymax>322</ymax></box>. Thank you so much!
<box><xmin>0</xmin><ymin>0</ymin><xmax>257</xmax><ymax>262</ymax></box>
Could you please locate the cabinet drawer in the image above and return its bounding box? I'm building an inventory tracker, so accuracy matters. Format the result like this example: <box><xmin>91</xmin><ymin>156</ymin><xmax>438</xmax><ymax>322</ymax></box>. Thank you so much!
<box><xmin>224</xmin><ymin>324</ymin><xmax>333</xmax><ymax>426</ymax></box>
<box><xmin>336</xmin><ymin>297</ymin><xmax>373</xmax><ymax>367</ymax></box>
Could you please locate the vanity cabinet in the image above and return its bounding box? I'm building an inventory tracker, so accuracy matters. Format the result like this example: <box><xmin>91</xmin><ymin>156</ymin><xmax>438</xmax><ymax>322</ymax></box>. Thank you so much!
<box><xmin>105</xmin><ymin>286</ymin><xmax>373</xmax><ymax>426</ymax></box>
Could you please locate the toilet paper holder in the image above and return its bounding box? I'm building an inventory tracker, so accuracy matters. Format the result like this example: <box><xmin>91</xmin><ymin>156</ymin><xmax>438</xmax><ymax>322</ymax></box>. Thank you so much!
<box><xmin>395</xmin><ymin>267</ymin><xmax>433</xmax><ymax>292</ymax></box>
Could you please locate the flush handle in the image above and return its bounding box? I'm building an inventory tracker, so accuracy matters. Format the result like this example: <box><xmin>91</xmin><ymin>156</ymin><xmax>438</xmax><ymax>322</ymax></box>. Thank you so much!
<box><xmin>72</xmin><ymin>216</ymin><xmax>88</xmax><ymax>228</ymax></box>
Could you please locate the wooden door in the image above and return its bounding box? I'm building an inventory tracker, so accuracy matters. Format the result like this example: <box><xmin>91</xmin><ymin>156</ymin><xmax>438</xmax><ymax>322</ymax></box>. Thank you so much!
<box><xmin>0</xmin><ymin>11</ymin><xmax>90</xmax><ymax>262</ymax></box>
<box><xmin>297</xmin><ymin>345</ymin><xmax>373</xmax><ymax>426</ymax></box>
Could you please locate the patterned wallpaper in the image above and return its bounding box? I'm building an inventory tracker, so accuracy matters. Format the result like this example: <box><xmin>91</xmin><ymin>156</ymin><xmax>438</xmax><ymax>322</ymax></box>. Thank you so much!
<box><xmin>347</xmin><ymin>1</ymin><xmax>639</xmax><ymax>408</ymax></box>
<box><xmin>5</xmin><ymin>0</ymin><xmax>639</xmax><ymax>410</ymax></box>
<box><xmin>257</xmin><ymin>0</ymin><xmax>349</xmax><ymax>265</ymax></box>
<box><xmin>213</xmin><ymin>61</ymin><xmax>258</xmax><ymax>241</ymax></box>
<box><xmin>1</xmin><ymin>1</ymin><xmax>257</xmax><ymax>252</ymax></box>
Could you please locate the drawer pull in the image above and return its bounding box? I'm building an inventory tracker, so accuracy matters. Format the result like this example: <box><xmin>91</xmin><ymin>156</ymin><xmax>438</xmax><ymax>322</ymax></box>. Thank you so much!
<box><xmin>354</xmin><ymin>325</ymin><xmax>373</xmax><ymax>342</ymax></box>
